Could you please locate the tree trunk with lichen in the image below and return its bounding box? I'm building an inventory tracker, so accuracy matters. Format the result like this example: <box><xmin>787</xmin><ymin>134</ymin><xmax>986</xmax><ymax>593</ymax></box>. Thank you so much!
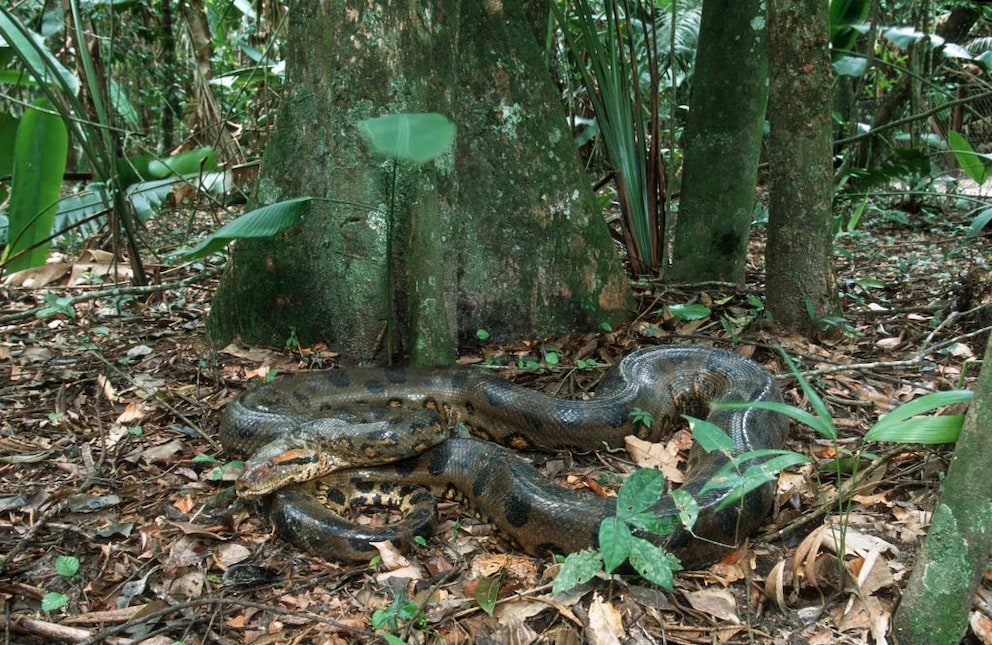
<box><xmin>208</xmin><ymin>0</ymin><xmax>632</xmax><ymax>363</ymax></box>
<box><xmin>891</xmin><ymin>333</ymin><xmax>992</xmax><ymax>644</ymax></box>
<box><xmin>765</xmin><ymin>0</ymin><xmax>840</xmax><ymax>336</ymax></box>
<box><xmin>667</xmin><ymin>0</ymin><xmax>768</xmax><ymax>285</ymax></box>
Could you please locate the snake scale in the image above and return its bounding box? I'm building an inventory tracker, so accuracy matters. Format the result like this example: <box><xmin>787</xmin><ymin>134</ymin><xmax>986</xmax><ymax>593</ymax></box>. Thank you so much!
<box><xmin>219</xmin><ymin>346</ymin><xmax>788</xmax><ymax>569</ymax></box>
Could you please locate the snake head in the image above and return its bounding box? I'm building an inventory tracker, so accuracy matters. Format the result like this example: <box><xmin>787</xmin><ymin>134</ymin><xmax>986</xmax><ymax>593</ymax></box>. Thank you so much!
<box><xmin>236</xmin><ymin>435</ymin><xmax>343</xmax><ymax>499</ymax></box>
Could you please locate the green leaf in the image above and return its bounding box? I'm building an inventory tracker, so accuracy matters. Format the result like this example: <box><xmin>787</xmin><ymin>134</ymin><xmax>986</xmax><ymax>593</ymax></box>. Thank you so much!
<box><xmin>474</xmin><ymin>575</ymin><xmax>500</xmax><ymax>617</ymax></box>
<box><xmin>865</xmin><ymin>390</ymin><xmax>973</xmax><ymax>441</ymax></box>
<box><xmin>688</xmin><ymin>417</ymin><xmax>735</xmax><ymax>453</ymax></box>
<box><xmin>55</xmin><ymin>555</ymin><xmax>80</xmax><ymax>578</ymax></box>
<box><xmin>864</xmin><ymin>415</ymin><xmax>965</xmax><ymax>444</ymax></box>
<box><xmin>598</xmin><ymin>516</ymin><xmax>632</xmax><ymax>574</ymax></box>
<box><xmin>968</xmin><ymin>208</ymin><xmax>992</xmax><ymax>237</ymax></box>
<box><xmin>671</xmin><ymin>488</ymin><xmax>699</xmax><ymax>531</ymax></box>
<box><xmin>182</xmin><ymin>197</ymin><xmax>312</xmax><ymax>260</ymax></box>
<box><xmin>0</xmin><ymin>10</ymin><xmax>79</xmax><ymax>95</ymax></box>
<box><xmin>616</xmin><ymin>468</ymin><xmax>664</xmax><ymax>519</ymax></box>
<box><xmin>552</xmin><ymin>549</ymin><xmax>603</xmax><ymax>595</ymax></box>
<box><xmin>712</xmin><ymin>399</ymin><xmax>837</xmax><ymax>440</ymax></box>
<box><xmin>948</xmin><ymin>131</ymin><xmax>989</xmax><ymax>184</ymax></box>
<box><xmin>147</xmin><ymin>146</ymin><xmax>218</xmax><ymax>179</ymax></box>
<box><xmin>41</xmin><ymin>591</ymin><xmax>69</xmax><ymax>612</ymax></box>
<box><xmin>357</xmin><ymin>113</ymin><xmax>456</xmax><ymax>164</ymax></box>
<box><xmin>627</xmin><ymin>510</ymin><xmax>680</xmax><ymax>537</ymax></box>
<box><xmin>882</xmin><ymin>26</ymin><xmax>930</xmax><ymax>49</ymax></box>
<box><xmin>667</xmin><ymin>303</ymin><xmax>711</xmax><ymax>321</ymax></box>
<box><xmin>378</xmin><ymin>634</ymin><xmax>406</xmax><ymax>645</ymax></box>
<box><xmin>4</xmin><ymin>99</ymin><xmax>68</xmax><ymax>271</ymax></box>
<box><xmin>628</xmin><ymin>537</ymin><xmax>680</xmax><ymax>592</ymax></box>
<box><xmin>833</xmin><ymin>55</ymin><xmax>868</xmax><ymax>77</ymax></box>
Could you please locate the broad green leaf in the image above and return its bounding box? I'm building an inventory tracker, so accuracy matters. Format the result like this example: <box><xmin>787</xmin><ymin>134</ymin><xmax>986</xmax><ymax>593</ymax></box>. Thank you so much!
<box><xmin>616</xmin><ymin>468</ymin><xmax>664</xmax><ymax>519</ymax></box>
<box><xmin>182</xmin><ymin>197</ymin><xmax>311</xmax><ymax>260</ymax></box>
<box><xmin>948</xmin><ymin>131</ymin><xmax>988</xmax><ymax>184</ymax></box>
<box><xmin>357</xmin><ymin>113</ymin><xmax>456</xmax><ymax>164</ymax></box>
<box><xmin>628</xmin><ymin>537</ymin><xmax>680</xmax><ymax>592</ymax></box>
<box><xmin>147</xmin><ymin>146</ymin><xmax>217</xmax><ymax>178</ymax></box>
<box><xmin>55</xmin><ymin>555</ymin><xmax>80</xmax><ymax>578</ymax></box>
<box><xmin>626</xmin><ymin>510</ymin><xmax>680</xmax><ymax>537</ymax></box>
<box><xmin>598</xmin><ymin>516</ymin><xmax>632</xmax><ymax>574</ymax></box>
<box><xmin>41</xmin><ymin>592</ymin><xmax>69</xmax><ymax>612</ymax></box>
<box><xmin>474</xmin><ymin>575</ymin><xmax>500</xmax><ymax>617</ymax></box>
<box><xmin>552</xmin><ymin>549</ymin><xmax>603</xmax><ymax>595</ymax></box>
<box><xmin>4</xmin><ymin>100</ymin><xmax>68</xmax><ymax>272</ymax></box>
<box><xmin>671</xmin><ymin>488</ymin><xmax>699</xmax><ymax>531</ymax></box>
<box><xmin>833</xmin><ymin>55</ymin><xmax>868</xmax><ymax>77</ymax></box>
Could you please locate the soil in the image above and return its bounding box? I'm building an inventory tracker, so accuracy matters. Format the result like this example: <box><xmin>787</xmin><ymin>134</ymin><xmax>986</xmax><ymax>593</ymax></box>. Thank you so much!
<box><xmin>1</xmin><ymin>196</ymin><xmax>990</xmax><ymax>644</ymax></box>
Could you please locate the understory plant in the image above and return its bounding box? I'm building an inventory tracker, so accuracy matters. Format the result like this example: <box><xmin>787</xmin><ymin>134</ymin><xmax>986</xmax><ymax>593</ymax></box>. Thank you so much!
<box><xmin>554</xmin><ymin>348</ymin><xmax>971</xmax><ymax>594</ymax></box>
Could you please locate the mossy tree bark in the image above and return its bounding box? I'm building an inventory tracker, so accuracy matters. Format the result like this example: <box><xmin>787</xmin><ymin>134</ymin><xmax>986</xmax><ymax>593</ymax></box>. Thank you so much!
<box><xmin>208</xmin><ymin>1</ymin><xmax>632</xmax><ymax>363</ymax></box>
<box><xmin>765</xmin><ymin>0</ymin><xmax>841</xmax><ymax>335</ymax></box>
<box><xmin>891</xmin><ymin>334</ymin><xmax>992</xmax><ymax>644</ymax></box>
<box><xmin>667</xmin><ymin>0</ymin><xmax>768</xmax><ymax>285</ymax></box>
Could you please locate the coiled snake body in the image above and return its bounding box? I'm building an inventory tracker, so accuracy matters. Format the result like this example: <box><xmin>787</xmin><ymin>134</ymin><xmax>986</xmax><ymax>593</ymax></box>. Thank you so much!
<box><xmin>220</xmin><ymin>346</ymin><xmax>788</xmax><ymax>569</ymax></box>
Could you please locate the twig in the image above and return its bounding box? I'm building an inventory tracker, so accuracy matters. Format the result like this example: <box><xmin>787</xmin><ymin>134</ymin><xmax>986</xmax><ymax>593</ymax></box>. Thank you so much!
<box><xmin>77</xmin><ymin>596</ymin><xmax>377</xmax><ymax>645</ymax></box>
<box><xmin>0</xmin><ymin>266</ymin><xmax>224</xmax><ymax>326</ymax></box>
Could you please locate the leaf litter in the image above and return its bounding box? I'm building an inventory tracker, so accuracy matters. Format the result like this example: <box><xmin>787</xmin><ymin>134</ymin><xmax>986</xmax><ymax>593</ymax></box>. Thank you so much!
<box><xmin>0</xmin><ymin>206</ymin><xmax>989</xmax><ymax>643</ymax></box>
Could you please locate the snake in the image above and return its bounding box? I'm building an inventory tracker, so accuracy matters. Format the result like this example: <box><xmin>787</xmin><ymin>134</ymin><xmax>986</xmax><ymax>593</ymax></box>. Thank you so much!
<box><xmin>219</xmin><ymin>346</ymin><xmax>788</xmax><ymax>569</ymax></box>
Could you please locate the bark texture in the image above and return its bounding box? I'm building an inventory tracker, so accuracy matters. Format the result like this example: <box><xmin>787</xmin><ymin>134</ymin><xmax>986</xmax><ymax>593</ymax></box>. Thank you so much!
<box><xmin>765</xmin><ymin>0</ymin><xmax>840</xmax><ymax>335</ymax></box>
<box><xmin>667</xmin><ymin>0</ymin><xmax>768</xmax><ymax>285</ymax></box>
<box><xmin>208</xmin><ymin>0</ymin><xmax>631</xmax><ymax>361</ymax></box>
<box><xmin>891</xmin><ymin>334</ymin><xmax>992</xmax><ymax>644</ymax></box>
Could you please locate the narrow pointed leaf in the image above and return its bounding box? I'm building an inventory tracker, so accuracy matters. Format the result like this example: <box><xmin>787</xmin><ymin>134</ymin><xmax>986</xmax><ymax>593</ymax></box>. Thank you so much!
<box><xmin>182</xmin><ymin>197</ymin><xmax>311</xmax><ymax>260</ymax></box>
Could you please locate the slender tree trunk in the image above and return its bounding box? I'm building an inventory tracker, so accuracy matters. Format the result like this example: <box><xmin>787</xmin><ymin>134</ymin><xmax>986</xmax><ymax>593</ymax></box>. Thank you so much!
<box><xmin>207</xmin><ymin>1</ymin><xmax>631</xmax><ymax>361</ymax></box>
<box><xmin>765</xmin><ymin>0</ymin><xmax>840</xmax><ymax>335</ymax></box>
<box><xmin>667</xmin><ymin>0</ymin><xmax>767</xmax><ymax>285</ymax></box>
<box><xmin>891</xmin><ymin>333</ymin><xmax>992</xmax><ymax>643</ymax></box>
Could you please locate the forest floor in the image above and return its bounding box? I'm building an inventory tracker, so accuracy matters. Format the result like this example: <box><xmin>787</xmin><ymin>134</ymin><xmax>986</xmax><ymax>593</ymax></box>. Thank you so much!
<box><xmin>1</xmin><ymin>192</ymin><xmax>990</xmax><ymax>644</ymax></box>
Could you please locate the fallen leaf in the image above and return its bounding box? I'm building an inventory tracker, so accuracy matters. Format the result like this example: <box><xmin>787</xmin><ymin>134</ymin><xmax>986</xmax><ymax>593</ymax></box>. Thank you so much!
<box><xmin>586</xmin><ymin>594</ymin><xmax>624</xmax><ymax>645</ymax></box>
<box><xmin>682</xmin><ymin>588</ymin><xmax>740</xmax><ymax>624</ymax></box>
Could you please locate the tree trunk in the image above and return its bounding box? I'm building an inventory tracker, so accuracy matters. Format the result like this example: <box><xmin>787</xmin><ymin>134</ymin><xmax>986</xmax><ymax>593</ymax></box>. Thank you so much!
<box><xmin>891</xmin><ymin>334</ymin><xmax>992</xmax><ymax>644</ymax></box>
<box><xmin>765</xmin><ymin>0</ymin><xmax>840</xmax><ymax>336</ymax></box>
<box><xmin>207</xmin><ymin>0</ymin><xmax>632</xmax><ymax>362</ymax></box>
<box><xmin>667</xmin><ymin>0</ymin><xmax>767</xmax><ymax>285</ymax></box>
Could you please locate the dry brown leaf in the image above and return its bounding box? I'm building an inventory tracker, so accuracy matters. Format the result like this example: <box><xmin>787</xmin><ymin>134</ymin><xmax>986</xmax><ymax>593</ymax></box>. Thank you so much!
<box><xmin>682</xmin><ymin>588</ymin><xmax>740</xmax><ymax>624</ymax></box>
<box><xmin>585</xmin><ymin>594</ymin><xmax>624</xmax><ymax>645</ymax></box>
<box><xmin>624</xmin><ymin>434</ymin><xmax>685</xmax><ymax>483</ymax></box>
<box><xmin>370</xmin><ymin>540</ymin><xmax>411</xmax><ymax>571</ymax></box>
<box><xmin>971</xmin><ymin>610</ymin><xmax>992</xmax><ymax>644</ymax></box>
<box><xmin>115</xmin><ymin>400</ymin><xmax>146</xmax><ymax>424</ymax></box>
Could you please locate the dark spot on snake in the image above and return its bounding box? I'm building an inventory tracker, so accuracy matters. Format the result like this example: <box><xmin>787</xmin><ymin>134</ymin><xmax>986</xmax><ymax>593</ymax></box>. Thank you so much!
<box><xmin>520</xmin><ymin>409</ymin><xmax>544</xmax><ymax>433</ymax></box>
<box><xmin>353</xmin><ymin>480</ymin><xmax>376</xmax><ymax>494</ymax></box>
<box><xmin>503</xmin><ymin>490</ymin><xmax>531</xmax><ymax>528</ymax></box>
<box><xmin>323</xmin><ymin>371</ymin><xmax>351</xmax><ymax>388</ymax></box>
<box><xmin>364</xmin><ymin>379</ymin><xmax>385</xmax><ymax>395</ymax></box>
<box><xmin>600</xmin><ymin>403</ymin><xmax>628</xmax><ymax>428</ymax></box>
<box><xmin>427</xmin><ymin>445</ymin><xmax>451</xmax><ymax>477</ymax></box>
<box><xmin>480</xmin><ymin>380</ymin><xmax>515</xmax><ymax>407</ymax></box>
<box><xmin>463</xmin><ymin>400</ymin><xmax>475</xmax><ymax>414</ymax></box>
<box><xmin>449</xmin><ymin>369</ymin><xmax>471</xmax><ymax>389</ymax></box>
<box><xmin>323</xmin><ymin>487</ymin><xmax>347</xmax><ymax>506</ymax></box>
<box><xmin>383</xmin><ymin>367</ymin><xmax>407</xmax><ymax>384</ymax></box>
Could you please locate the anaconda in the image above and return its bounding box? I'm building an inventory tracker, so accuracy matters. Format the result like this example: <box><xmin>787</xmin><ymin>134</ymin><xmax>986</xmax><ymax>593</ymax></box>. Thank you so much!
<box><xmin>219</xmin><ymin>345</ymin><xmax>788</xmax><ymax>569</ymax></box>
